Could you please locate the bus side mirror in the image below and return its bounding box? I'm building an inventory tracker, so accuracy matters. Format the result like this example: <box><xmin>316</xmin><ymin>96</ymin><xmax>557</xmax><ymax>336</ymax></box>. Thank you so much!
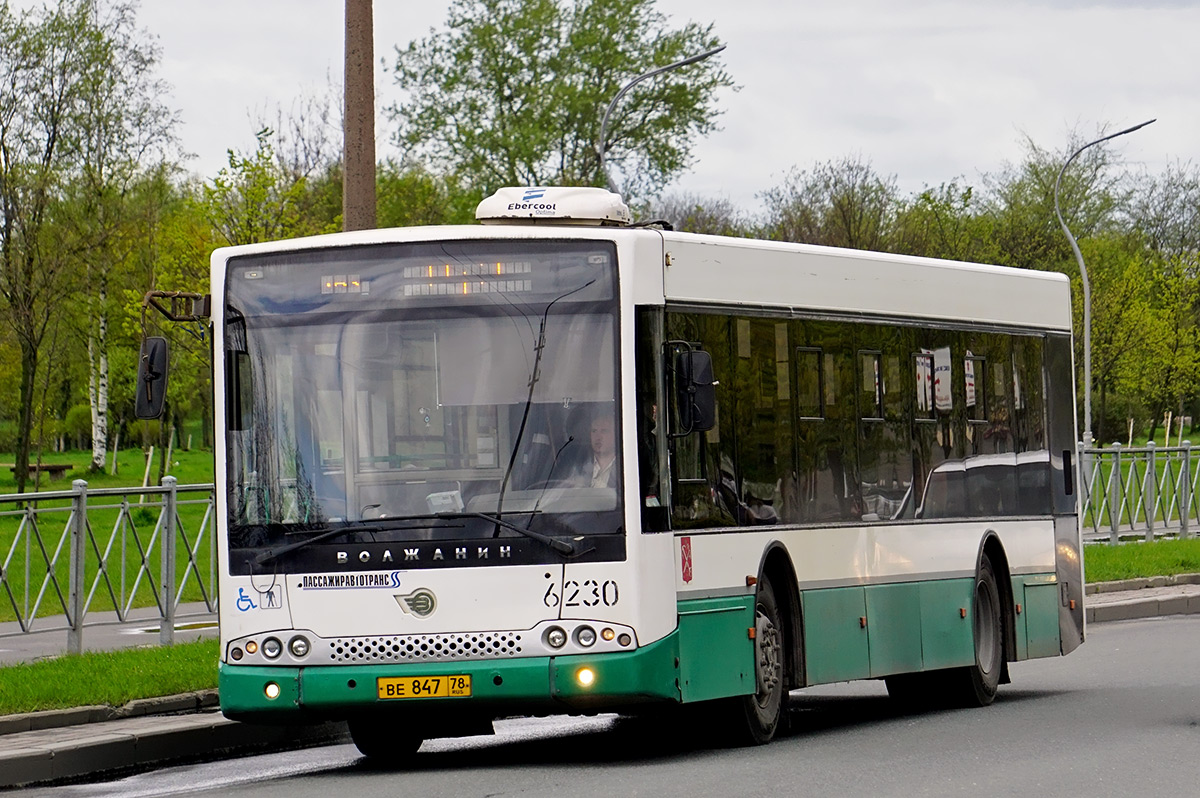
<box><xmin>677</xmin><ymin>350</ymin><xmax>717</xmax><ymax>434</ymax></box>
<box><xmin>135</xmin><ymin>336</ymin><xmax>169</xmax><ymax>419</ymax></box>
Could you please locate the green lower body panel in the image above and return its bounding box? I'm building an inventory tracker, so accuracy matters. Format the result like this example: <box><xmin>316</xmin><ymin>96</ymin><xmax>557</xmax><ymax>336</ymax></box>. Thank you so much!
<box><xmin>676</xmin><ymin>595</ymin><xmax>755</xmax><ymax>702</ymax></box>
<box><xmin>219</xmin><ymin>632</ymin><xmax>681</xmax><ymax>724</ymax></box>
<box><xmin>1016</xmin><ymin>577</ymin><xmax>1062</xmax><ymax>659</ymax></box>
<box><xmin>865</xmin><ymin>583</ymin><xmax>924</xmax><ymax>677</ymax></box>
<box><xmin>917</xmin><ymin>579</ymin><xmax>975</xmax><ymax>670</ymax></box>
<box><xmin>802</xmin><ymin>578</ymin><xmax>977</xmax><ymax>685</ymax></box>
<box><xmin>803</xmin><ymin>587</ymin><xmax>871</xmax><ymax>684</ymax></box>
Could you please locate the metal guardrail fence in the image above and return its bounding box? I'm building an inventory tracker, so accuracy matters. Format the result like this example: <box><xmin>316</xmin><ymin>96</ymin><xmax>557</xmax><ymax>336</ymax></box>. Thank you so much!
<box><xmin>0</xmin><ymin>478</ymin><xmax>216</xmax><ymax>653</ymax></box>
<box><xmin>0</xmin><ymin>445</ymin><xmax>1190</xmax><ymax>653</ymax></box>
<box><xmin>1081</xmin><ymin>442</ymin><xmax>1197</xmax><ymax>543</ymax></box>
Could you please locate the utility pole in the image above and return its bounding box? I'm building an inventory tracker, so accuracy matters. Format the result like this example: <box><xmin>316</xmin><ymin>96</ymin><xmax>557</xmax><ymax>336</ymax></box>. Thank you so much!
<box><xmin>343</xmin><ymin>0</ymin><xmax>376</xmax><ymax>231</ymax></box>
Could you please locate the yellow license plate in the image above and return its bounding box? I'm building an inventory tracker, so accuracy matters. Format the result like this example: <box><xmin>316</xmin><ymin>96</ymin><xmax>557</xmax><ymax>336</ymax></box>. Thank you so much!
<box><xmin>376</xmin><ymin>674</ymin><xmax>472</xmax><ymax>700</ymax></box>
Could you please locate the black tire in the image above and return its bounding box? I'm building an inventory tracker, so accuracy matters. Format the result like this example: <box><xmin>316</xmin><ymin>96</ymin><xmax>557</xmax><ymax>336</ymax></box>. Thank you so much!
<box><xmin>348</xmin><ymin>716</ymin><xmax>422</xmax><ymax>763</ymax></box>
<box><xmin>731</xmin><ymin>579</ymin><xmax>786</xmax><ymax>744</ymax></box>
<box><xmin>952</xmin><ymin>553</ymin><xmax>1004</xmax><ymax>707</ymax></box>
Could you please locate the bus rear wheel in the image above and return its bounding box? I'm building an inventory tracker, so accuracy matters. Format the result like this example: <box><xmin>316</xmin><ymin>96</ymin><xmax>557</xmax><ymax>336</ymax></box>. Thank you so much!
<box><xmin>952</xmin><ymin>553</ymin><xmax>1004</xmax><ymax>707</ymax></box>
<box><xmin>731</xmin><ymin>578</ymin><xmax>786</xmax><ymax>745</ymax></box>
<box><xmin>348</xmin><ymin>716</ymin><xmax>422</xmax><ymax>763</ymax></box>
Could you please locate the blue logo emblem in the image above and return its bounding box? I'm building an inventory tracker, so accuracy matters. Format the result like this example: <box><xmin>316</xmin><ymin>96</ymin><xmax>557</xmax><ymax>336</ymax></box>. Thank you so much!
<box><xmin>522</xmin><ymin>188</ymin><xmax>546</xmax><ymax>202</ymax></box>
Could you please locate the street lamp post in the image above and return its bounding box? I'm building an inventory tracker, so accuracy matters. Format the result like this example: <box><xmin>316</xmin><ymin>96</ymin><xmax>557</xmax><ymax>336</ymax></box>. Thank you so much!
<box><xmin>1053</xmin><ymin>118</ymin><xmax>1155</xmax><ymax>448</ymax></box>
<box><xmin>598</xmin><ymin>45</ymin><xmax>726</xmax><ymax>194</ymax></box>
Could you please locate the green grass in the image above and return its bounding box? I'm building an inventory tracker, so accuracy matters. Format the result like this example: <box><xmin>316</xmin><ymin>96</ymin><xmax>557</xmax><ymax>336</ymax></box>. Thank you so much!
<box><xmin>0</xmin><ymin>447</ymin><xmax>217</xmax><ymax>625</ymax></box>
<box><xmin>0</xmin><ymin>638</ymin><xmax>218</xmax><ymax>716</ymax></box>
<box><xmin>0</xmin><ymin>446</ymin><xmax>214</xmax><ymax>494</ymax></box>
<box><xmin>1085</xmin><ymin>537</ymin><xmax>1200</xmax><ymax>582</ymax></box>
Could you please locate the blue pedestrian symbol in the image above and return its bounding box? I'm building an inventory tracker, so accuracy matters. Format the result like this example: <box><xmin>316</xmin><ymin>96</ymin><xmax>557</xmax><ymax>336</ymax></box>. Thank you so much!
<box><xmin>236</xmin><ymin>588</ymin><xmax>257</xmax><ymax>612</ymax></box>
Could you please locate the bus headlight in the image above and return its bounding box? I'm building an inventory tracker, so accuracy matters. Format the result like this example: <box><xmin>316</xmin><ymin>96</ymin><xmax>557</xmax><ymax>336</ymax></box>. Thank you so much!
<box><xmin>288</xmin><ymin>635</ymin><xmax>310</xmax><ymax>658</ymax></box>
<box><xmin>575</xmin><ymin>626</ymin><xmax>597</xmax><ymax>647</ymax></box>
<box><xmin>576</xmin><ymin>667</ymin><xmax>596</xmax><ymax>687</ymax></box>
<box><xmin>545</xmin><ymin>626</ymin><xmax>567</xmax><ymax>649</ymax></box>
<box><xmin>262</xmin><ymin>637</ymin><xmax>283</xmax><ymax>659</ymax></box>
<box><xmin>264</xmin><ymin>682</ymin><xmax>281</xmax><ymax>699</ymax></box>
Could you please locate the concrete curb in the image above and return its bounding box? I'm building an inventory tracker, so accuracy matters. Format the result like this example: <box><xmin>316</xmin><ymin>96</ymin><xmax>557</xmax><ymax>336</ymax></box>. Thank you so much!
<box><xmin>0</xmin><ymin>690</ymin><xmax>219</xmax><ymax>736</ymax></box>
<box><xmin>0</xmin><ymin>712</ymin><xmax>348</xmax><ymax>789</ymax></box>
<box><xmin>1084</xmin><ymin>573</ymin><xmax>1200</xmax><ymax>594</ymax></box>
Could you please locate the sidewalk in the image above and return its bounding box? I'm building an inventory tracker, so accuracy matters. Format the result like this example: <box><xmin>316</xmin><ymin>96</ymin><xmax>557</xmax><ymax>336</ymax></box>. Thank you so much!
<box><xmin>1083</xmin><ymin>573</ymin><xmax>1200</xmax><ymax>622</ymax></box>
<box><xmin>2</xmin><ymin>578</ymin><xmax>1199</xmax><ymax>789</ymax></box>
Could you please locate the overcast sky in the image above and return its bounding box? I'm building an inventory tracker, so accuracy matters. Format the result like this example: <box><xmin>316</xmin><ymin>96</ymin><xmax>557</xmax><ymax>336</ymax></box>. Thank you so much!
<box><xmin>127</xmin><ymin>0</ymin><xmax>1198</xmax><ymax>213</ymax></box>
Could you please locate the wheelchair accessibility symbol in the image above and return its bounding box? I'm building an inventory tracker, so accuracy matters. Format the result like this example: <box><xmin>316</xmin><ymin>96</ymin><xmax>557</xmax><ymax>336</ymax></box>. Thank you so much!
<box><xmin>235</xmin><ymin>588</ymin><xmax>257</xmax><ymax>612</ymax></box>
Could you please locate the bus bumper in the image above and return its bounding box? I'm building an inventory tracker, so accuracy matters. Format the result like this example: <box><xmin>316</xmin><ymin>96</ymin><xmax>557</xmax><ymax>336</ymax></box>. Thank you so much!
<box><xmin>218</xmin><ymin>631</ymin><xmax>681</xmax><ymax>723</ymax></box>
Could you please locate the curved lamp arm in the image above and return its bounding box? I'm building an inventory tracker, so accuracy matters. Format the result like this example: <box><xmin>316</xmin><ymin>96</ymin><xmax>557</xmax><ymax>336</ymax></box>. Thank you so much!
<box><xmin>598</xmin><ymin>45</ymin><xmax>726</xmax><ymax>193</ymax></box>
<box><xmin>1053</xmin><ymin>118</ymin><xmax>1155</xmax><ymax>446</ymax></box>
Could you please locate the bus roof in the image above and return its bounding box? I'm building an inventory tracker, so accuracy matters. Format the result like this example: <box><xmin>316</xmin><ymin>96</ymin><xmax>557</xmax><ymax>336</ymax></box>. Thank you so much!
<box><xmin>211</xmin><ymin>218</ymin><xmax>1073</xmax><ymax>333</ymax></box>
<box><xmin>656</xmin><ymin>231</ymin><xmax>1073</xmax><ymax>332</ymax></box>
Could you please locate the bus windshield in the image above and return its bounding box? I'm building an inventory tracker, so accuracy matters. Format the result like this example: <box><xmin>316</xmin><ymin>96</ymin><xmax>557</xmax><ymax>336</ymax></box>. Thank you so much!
<box><xmin>223</xmin><ymin>240</ymin><xmax>622</xmax><ymax>572</ymax></box>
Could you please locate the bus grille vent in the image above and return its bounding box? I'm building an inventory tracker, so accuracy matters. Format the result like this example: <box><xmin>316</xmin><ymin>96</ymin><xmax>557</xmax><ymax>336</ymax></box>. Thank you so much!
<box><xmin>328</xmin><ymin>633</ymin><xmax>524</xmax><ymax>663</ymax></box>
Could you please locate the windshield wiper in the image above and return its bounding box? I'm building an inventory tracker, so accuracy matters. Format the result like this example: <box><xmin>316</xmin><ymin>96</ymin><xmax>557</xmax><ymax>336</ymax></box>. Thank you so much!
<box><xmin>253</xmin><ymin>525</ymin><xmax>357</xmax><ymax>566</ymax></box>
<box><xmin>252</xmin><ymin>518</ymin><xmax>465</xmax><ymax>566</ymax></box>
<box><xmin>452</xmin><ymin>510</ymin><xmax>580</xmax><ymax>556</ymax></box>
<box><xmin>495</xmin><ymin>278</ymin><xmax>597</xmax><ymax>521</ymax></box>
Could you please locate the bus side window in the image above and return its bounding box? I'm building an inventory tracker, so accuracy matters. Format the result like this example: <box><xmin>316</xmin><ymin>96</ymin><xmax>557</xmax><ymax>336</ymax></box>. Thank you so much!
<box><xmin>665</xmin><ymin>313</ymin><xmax>736</xmax><ymax>529</ymax></box>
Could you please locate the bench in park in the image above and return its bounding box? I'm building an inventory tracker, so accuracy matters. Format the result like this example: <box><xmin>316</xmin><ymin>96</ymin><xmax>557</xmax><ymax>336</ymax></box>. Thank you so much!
<box><xmin>5</xmin><ymin>463</ymin><xmax>73</xmax><ymax>481</ymax></box>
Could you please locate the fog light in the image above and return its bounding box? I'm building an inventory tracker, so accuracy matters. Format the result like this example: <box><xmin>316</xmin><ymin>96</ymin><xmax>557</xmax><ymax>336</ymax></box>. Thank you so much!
<box><xmin>262</xmin><ymin>637</ymin><xmax>282</xmax><ymax>659</ymax></box>
<box><xmin>601</xmin><ymin>628</ymin><xmax>615</xmax><ymax>641</ymax></box>
<box><xmin>230</xmin><ymin>647</ymin><xmax>244</xmax><ymax>661</ymax></box>
<box><xmin>264</xmin><ymin>682</ymin><xmax>281</xmax><ymax>699</ymax></box>
<box><xmin>575</xmin><ymin>626</ymin><xmax>597</xmax><ymax>647</ymax></box>
<box><xmin>577</xmin><ymin>667</ymin><xmax>596</xmax><ymax>687</ymax></box>
<box><xmin>288</xmin><ymin>635</ymin><xmax>310</xmax><ymax>657</ymax></box>
<box><xmin>245</xmin><ymin>640</ymin><xmax>259</xmax><ymax>655</ymax></box>
<box><xmin>545</xmin><ymin>626</ymin><xmax>567</xmax><ymax>649</ymax></box>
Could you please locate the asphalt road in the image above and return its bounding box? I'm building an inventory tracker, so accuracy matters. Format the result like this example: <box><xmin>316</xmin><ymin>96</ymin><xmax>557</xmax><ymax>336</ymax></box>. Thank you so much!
<box><xmin>28</xmin><ymin>616</ymin><xmax>1200</xmax><ymax>798</ymax></box>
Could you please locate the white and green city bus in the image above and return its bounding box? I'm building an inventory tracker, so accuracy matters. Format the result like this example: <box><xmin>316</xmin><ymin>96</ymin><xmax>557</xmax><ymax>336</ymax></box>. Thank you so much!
<box><xmin>144</xmin><ymin>186</ymin><xmax>1084</xmax><ymax>758</ymax></box>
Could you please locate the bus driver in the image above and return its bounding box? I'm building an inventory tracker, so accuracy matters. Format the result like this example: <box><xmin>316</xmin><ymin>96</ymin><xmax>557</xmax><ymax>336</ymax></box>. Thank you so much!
<box><xmin>572</xmin><ymin>413</ymin><xmax>618</xmax><ymax>489</ymax></box>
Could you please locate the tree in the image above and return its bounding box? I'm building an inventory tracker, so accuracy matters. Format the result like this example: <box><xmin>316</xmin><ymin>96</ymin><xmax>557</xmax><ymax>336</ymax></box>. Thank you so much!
<box><xmin>891</xmin><ymin>181</ymin><xmax>1001</xmax><ymax>264</ymax></box>
<box><xmin>387</xmin><ymin>0</ymin><xmax>733</xmax><ymax>201</ymax></box>
<box><xmin>1128</xmin><ymin>160</ymin><xmax>1200</xmax><ymax>258</ymax></box>
<box><xmin>376</xmin><ymin>161</ymin><xmax>476</xmax><ymax>227</ymax></box>
<box><xmin>66</xmin><ymin>1</ymin><xmax>176</xmax><ymax>473</ymax></box>
<box><xmin>980</xmin><ymin>132</ymin><xmax>1125</xmax><ymax>272</ymax></box>
<box><xmin>0</xmin><ymin>0</ymin><xmax>173</xmax><ymax>491</ymax></box>
<box><xmin>646</xmin><ymin>192</ymin><xmax>751</xmax><ymax>237</ymax></box>
<box><xmin>201</xmin><ymin>128</ymin><xmax>316</xmax><ymax>246</ymax></box>
<box><xmin>1132</xmin><ymin>253</ymin><xmax>1200</xmax><ymax>441</ymax></box>
<box><xmin>760</xmin><ymin>156</ymin><xmax>899</xmax><ymax>250</ymax></box>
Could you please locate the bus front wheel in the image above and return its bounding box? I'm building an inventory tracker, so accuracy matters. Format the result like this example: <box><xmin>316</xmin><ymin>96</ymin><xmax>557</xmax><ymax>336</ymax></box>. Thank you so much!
<box><xmin>732</xmin><ymin>578</ymin><xmax>786</xmax><ymax>744</ymax></box>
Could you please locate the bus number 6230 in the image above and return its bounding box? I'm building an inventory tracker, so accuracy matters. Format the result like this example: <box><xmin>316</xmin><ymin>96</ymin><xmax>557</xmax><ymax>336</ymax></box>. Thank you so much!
<box><xmin>544</xmin><ymin>579</ymin><xmax>619</xmax><ymax>608</ymax></box>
